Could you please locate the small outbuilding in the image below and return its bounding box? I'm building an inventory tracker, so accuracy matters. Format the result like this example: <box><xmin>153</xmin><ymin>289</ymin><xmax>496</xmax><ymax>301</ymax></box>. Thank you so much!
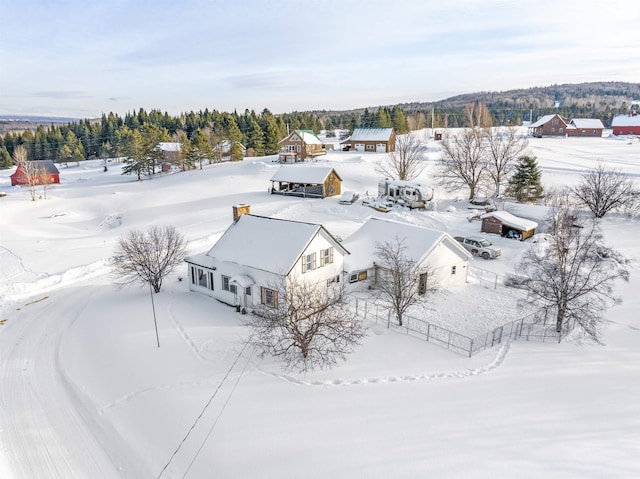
<box><xmin>10</xmin><ymin>160</ymin><xmax>60</xmax><ymax>186</ymax></box>
<box><xmin>480</xmin><ymin>211</ymin><xmax>538</xmax><ymax>241</ymax></box>
<box><xmin>270</xmin><ymin>166</ymin><xmax>342</xmax><ymax>198</ymax></box>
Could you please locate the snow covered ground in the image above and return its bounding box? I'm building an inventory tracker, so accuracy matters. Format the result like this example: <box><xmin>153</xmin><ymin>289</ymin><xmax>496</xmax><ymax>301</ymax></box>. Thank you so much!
<box><xmin>1</xmin><ymin>131</ymin><xmax>639</xmax><ymax>478</ymax></box>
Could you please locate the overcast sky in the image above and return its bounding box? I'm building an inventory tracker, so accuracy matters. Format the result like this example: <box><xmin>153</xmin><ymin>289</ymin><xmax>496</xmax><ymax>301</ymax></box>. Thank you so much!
<box><xmin>1</xmin><ymin>0</ymin><xmax>639</xmax><ymax>119</ymax></box>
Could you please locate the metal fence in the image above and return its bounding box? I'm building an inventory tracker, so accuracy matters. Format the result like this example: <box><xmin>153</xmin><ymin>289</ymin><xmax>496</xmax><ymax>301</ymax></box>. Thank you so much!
<box><xmin>350</xmin><ymin>297</ymin><xmax>574</xmax><ymax>357</ymax></box>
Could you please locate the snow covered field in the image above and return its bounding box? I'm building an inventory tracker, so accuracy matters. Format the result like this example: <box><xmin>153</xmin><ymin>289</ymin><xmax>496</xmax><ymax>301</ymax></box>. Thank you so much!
<box><xmin>1</xmin><ymin>131</ymin><xmax>639</xmax><ymax>478</ymax></box>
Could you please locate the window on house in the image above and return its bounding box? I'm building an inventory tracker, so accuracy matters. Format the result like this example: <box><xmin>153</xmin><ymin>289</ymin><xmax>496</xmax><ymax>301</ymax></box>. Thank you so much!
<box><xmin>552</xmin><ymin>119</ymin><xmax>559</xmax><ymax>125</ymax></box>
<box><xmin>419</xmin><ymin>272</ymin><xmax>428</xmax><ymax>295</ymax></box>
<box><xmin>245</xmin><ymin>287</ymin><xmax>252</xmax><ymax>296</ymax></box>
<box><xmin>302</xmin><ymin>252</ymin><xmax>316</xmax><ymax>273</ymax></box>
<box><xmin>261</xmin><ymin>287</ymin><xmax>278</xmax><ymax>308</ymax></box>
<box><xmin>319</xmin><ymin>247</ymin><xmax>333</xmax><ymax>266</ymax></box>
<box><xmin>366</xmin><ymin>144</ymin><xmax>374</xmax><ymax>150</ymax></box>
<box><xmin>190</xmin><ymin>266</ymin><xmax>196</xmax><ymax>285</ymax></box>
<box><xmin>451</xmin><ymin>265</ymin><xmax>457</xmax><ymax>275</ymax></box>
<box><xmin>208</xmin><ymin>272</ymin><xmax>215</xmax><ymax>290</ymax></box>
<box><xmin>297</xmin><ymin>145</ymin><xmax>301</xmax><ymax>152</ymax></box>
<box><xmin>222</xmin><ymin>275</ymin><xmax>231</xmax><ymax>291</ymax></box>
<box><xmin>198</xmin><ymin>268</ymin><xmax>207</xmax><ymax>288</ymax></box>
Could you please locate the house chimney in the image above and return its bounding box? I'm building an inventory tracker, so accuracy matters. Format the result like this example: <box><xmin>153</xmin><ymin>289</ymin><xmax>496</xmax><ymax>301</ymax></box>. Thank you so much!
<box><xmin>233</xmin><ymin>204</ymin><xmax>250</xmax><ymax>222</ymax></box>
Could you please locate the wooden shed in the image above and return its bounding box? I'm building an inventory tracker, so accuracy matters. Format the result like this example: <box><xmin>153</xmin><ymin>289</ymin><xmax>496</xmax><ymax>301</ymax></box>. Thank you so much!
<box><xmin>270</xmin><ymin>166</ymin><xmax>342</xmax><ymax>198</ymax></box>
<box><xmin>480</xmin><ymin>211</ymin><xmax>538</xmax><ymax>241</ymax></box>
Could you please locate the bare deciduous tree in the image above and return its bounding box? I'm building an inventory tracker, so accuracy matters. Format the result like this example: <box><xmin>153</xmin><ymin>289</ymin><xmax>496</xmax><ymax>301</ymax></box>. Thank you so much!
<box><xmin>435</xmin><ymin>128</ymin><xmax>489</xmax><ymax>200</ymax></box>
<box><xmin>571</xmin><ymin>162</ymin><xmax>639</xmax><ymax>218</ymax></box>
<box><xmin>372</xmin><ymin>236</ymin><xmax>438</xmax><ymax>326</ymax></box>
<box><xmin>249</xmin><ymin>279</ymin><xmax>365</xmax><ymax>372</ymax></box>
<box><xmin>376</xmin><ymin>132</ymin><xmax>425</xmax><ymax>181</ymax></box>
<box><xmin>506</xmin><ymin>203</ymin><xmax>629</xmax><ymax>342</ymax></box>
<box><xmin>486</xmin><ymin>126</ymin><xmax>529</xmax><ymax>197</ymax></box>
<box><xmin>463</xmin><ymin>102</ymin><xmax>494</xmax><ymax>128</ymax></box>
<box><xmin>112</xmin><ymin>225</ymin><xmax>188</xmax><ymax>293</ymax></box>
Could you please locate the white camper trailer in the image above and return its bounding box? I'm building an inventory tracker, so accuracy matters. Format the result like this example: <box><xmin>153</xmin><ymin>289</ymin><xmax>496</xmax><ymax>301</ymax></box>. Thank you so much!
<box><xmin>377</xmin><ymin>179</ymin><xmax>434</xmax><ymax>209</ymax></box>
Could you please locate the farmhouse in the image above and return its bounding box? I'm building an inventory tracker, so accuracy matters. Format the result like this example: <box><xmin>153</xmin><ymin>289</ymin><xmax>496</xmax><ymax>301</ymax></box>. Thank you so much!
<box><xmin>529</xmin><ymin>114</ymin><xmax>604</xmax><ymax>138</ymax></box>
<box><xmin>185</xmin><ymin>206</ymin><xmax>349</xmax><ymax>309</ymax></box>
<box><xmin>277</xmin><ymin>130</ymin><xmax>326</xmax><ymax>163</ymax></box>
<box><xmin>340</xmin><ymin>127</ymin><xmax>396</xmax><ymax>153</ymax></box>
<box><xmin>341</xmin><ymin>217</ymin><xmax>472</xmax><ymax>290</ymax></box>
<box><xmin>270</xmin><ymin>165</ymin><xmax>342</xmax><ymax>198</ymax></box>
<box><xmin>480</xmin><ymin>210</ymin><xmax>538</xmax><ymax>241</ymax></box>
<box><xmin>10</xmin><ymin>160</ymin><xmax>60</xmax><ymax>186</ymax></box>
<box><xmin>612</xmin><ymin>112</ymin><xmax>640</xmax><ymax>136</ymax></box>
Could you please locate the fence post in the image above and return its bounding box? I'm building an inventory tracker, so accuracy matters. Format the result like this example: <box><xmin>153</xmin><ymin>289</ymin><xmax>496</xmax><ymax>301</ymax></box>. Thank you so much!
<box><xmin>426</xmin><ymin>323</ymin><xmax>431</xmax><ymax>342</ymax></box>
<box><xmin>469</xmin><ymin>339</ymin><xmax>474</xmax><ymax>357</ymax></box>
<box><xmin>364</xmin><ymin>300</ymin><xmax>368</xmax><ymax>319</ymax></box>
<box><xmin>387</xmin><ymin>310</ymin><xmax>391</xmax><ymax>328</ymax></box>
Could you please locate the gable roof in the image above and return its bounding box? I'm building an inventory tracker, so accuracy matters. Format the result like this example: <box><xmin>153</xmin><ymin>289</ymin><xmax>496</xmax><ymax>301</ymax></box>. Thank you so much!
<box><xmin>203</xmin><ymin>214</ymin><xmax>348</xmax><ymax>275</ymax></box>
<box><xmin>529</xmin><ymin>114</ymin><xmax>566</xmax><ymax>128</ymax></box>
<box><xmin>345</xmin><ymin>127</ymin><xmax>394</xmax><ymax>142</ymax></box>
<box><xmin>158</xmin><ymin>142</ymin><xmax>181</xmax><ymax>152</ymax></box>
<box><xmin>480</xmin><ymin>211</ymin><xmax>538</xmax><ymax>231</ymax></box>
<box><xmin>270</xmin><ymin>165</ymin><xmax>342</xmax><ymax>183</ymax></box>
<box><xmin>569</xmin><ymin>118</ymin><xmax>604</xmax><ymax>129</ymax></box>
<box><xmin>342</xmin><ymin>217</ymin><xmax>470</xmax><ymax>272</ymax></box>
<box><xmin>612</xmin><ymin>114</ymin><xmax>640</xmax><ymax>127</ymax></box>
<box><xmin>278</xmin><ymin>129</ymin><xmax>323</xmax><ymax>145</ymax></box>
<box><xmin>12</xmin><ymin>160</ymin><xmax>60</xmax><ymax>176</ymax></box>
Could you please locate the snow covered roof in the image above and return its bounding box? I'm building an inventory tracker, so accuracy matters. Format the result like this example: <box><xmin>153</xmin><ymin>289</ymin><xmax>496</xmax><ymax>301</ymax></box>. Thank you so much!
<box><xmin>278</xmin><ymin>130</ymin><xmax>323</xmax><ymax>145</ymax></box>
<box><xmin>342</xmin><ymin>217</ymin><xmax>468</xmax><ymax>272</ymax></box>
<box><xmin>480</xmin><ymin>211</ymin><xmax>538</xmax><ymax>231</ymax></box>
<box><xmin>612</xmin><ymin>114</ymin><xmax>640</xmax><ymax>127</ymax></box>
<box><xmin>529</xmin><ymin>114</ymin><xmax>564</xmax><ymax>128</ymax></box>
<box><xmin>204</xmin><ymin>214</ymin><xmax>346</xmax><ymax>275</ymax></box>
<box><xmin>345</xmin><ymin>127</ymin><xmax>394</xmax><ymax>142</ymax></box>
<box><xmin>570</xmin><ymin>119</ymin><xmax>604</xmax><ymax>129</ymax></box>
<box><xmin>158</xmin><ymin>142</ymin><xmax>181</xmax><ymax>152</ymax></box>
<box><xmin>270</xmin><ymin>165</ymin><xmax>341</xmax><ymax>184</ymax></box>
<box><xmin>14</xmin><ymin>160</ymin><xmax>60</xmax><ymax>175</ymax></box>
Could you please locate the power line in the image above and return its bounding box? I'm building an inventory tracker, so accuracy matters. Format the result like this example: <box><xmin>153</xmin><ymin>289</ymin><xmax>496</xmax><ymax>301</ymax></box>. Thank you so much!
<box><xmin>182</xmin><ymin>348</ymin><xmax>254</xmax><ymax>478</ymax></box>
<box><xmin>156</xmin><ymin>340</ymin><xmax>251</xmax><ymax>479</ymax></box>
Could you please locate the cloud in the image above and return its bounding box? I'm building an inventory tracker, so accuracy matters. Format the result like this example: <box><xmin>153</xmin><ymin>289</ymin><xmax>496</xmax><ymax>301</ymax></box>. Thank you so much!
<box><xmin>30</xmin><ymin>91</ymin><xmax>91</xmax><ymax>99</ymax></box>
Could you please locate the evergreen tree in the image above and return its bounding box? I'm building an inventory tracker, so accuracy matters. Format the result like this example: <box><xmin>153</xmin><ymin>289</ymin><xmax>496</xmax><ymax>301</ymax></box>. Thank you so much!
<box><xmin>189</xmin><ymin>128</ymin><xmax>213</xmax><ymax>169</ymax></box>
<box><xmin>391</xmin><ymin>106</ymin><xmax>410</xmax><ymax>133</ymax></box>
<box><xmin>262</xmin><ymin>114</ymin><xmax>281</xmax><ymax>155</ymax></box>
<box><xmin>0</xmin><ymin>147</ymin><xmax>13</xmax><ymax>169</ymax></box>
<box><xmin>375</xmin><ymin>107</ymin><xmax>393</xmax><ymax>128</ymax></box>
<box><xmin>506</xmin><ymin>155</ymin><xmax>543</xmax><ymax>202</ymax></box>
<box><xmin>247</xmin><ymin>119</ymin><xmax>265</xmax><ymax>156</ymax></box>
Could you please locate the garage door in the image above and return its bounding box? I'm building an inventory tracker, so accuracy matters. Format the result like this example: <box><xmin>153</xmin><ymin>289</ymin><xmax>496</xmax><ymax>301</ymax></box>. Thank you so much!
<box><xmin>355</xmin><ymin>144</ymin><xmax>365</xmax><ymax>152</ymax></box>
<box><xmin>376</xmin><ymin>143</ymin><xmax>386</xmax><ymax>152</ymax></box>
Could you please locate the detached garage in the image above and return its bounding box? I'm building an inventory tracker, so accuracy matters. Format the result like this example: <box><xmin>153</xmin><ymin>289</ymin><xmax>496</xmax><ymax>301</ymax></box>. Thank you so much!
<box><xmin>340</xmin><ymin>127</ymin><xmax>396</xmax><ymax>153</ymax></box>
<box><xmin>480</xmin><ymin>211</ymin><xmax>538</xmax><ymax>241</ymax></box>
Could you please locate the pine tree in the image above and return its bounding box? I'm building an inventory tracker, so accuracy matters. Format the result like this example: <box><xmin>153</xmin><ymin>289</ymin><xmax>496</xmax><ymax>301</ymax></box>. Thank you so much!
<box><xmin>506</xmin><ymin>155</ymin><xmax>543</xmax><ymax>202</ymax></box>
<box><xmin>391</xmin><ymin>106</ymin><xmax>410</xmax><ymax>133</ymax></box>
<box><xmin>375</xmin><ymin>107</ymin><xmax>393</xmax><ymax>128</ymax></box>
<box><xmin>247</xmin><ymin>119</ymin><xmax>265</xmax><ymax>156</ymax></box>
<box><xmin>189</xmin><ymin>128</ymin><xmax>213</xmax><ymax>169</ymax></box>
<box><xmin>0</xmin><ymin>147</ymin><xmax>13</xmax><ymax>169</ymax></box>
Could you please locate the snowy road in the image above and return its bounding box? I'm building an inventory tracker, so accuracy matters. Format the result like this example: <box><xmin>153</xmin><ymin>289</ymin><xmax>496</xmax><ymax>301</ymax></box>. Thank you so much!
<box><xmin>0</xmin><ymin>286</ymin><xmax>141</xmax><ymax>479</ymax></box>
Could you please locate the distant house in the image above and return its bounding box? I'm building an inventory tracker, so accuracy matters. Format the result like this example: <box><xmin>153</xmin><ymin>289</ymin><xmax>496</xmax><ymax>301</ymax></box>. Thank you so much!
<box><xmin>566</xmin><ymin>119</ymin><xmax>604</xmax><ymax>137</ymax></box>
<box><xmin>277</xmin><ymin>130</ymin><xmax>326</xmax><ymax>163</ymax></box>
<box><xmin>529</xmin><ymin>114</ymin><xmax>604</xmax><ymax>138</ymax></box>
<box><xmin>480</xmin><ymin>211</ymin><xmax>538</xmax><ymax>241</ymax></box>
<box><xmin>10</xmin><ymin>160</ymin><xmax>60</xmax><ymax>186</ymax></box>
<box><xmin>213</xmin><ymin>140</ymin><xmax>246</xmax><ymax>160</ymax></box>
<box><xmin>341</xmin><ymin>217</ymin><xmax>472</xmax><ymax>290</ymax></box>
<box><xmin>340</xmin><ymin>127</ymin><xmax>396</xmax><ymax>152</ymax></box>
<box><xmin>528</xmin><ymin>114</ymin><xmax>569</xmax><ymax>137</ymax></box>
<box><xmin>185</xmin><ymin>206</ymin><xmax>349</xmax><ymax>309</ymax></box>
<box><xmin>612</xmin><ymin>111</ymin><xmax>640</xmax><ymax>136</ymax></box>
<box><xmin>270</xmin><ymin>165</ymin><xmax>342</xmax><ymax>198</ymax></box>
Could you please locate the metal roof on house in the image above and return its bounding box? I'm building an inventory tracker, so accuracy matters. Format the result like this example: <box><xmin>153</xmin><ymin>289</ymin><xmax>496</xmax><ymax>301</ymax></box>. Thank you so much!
<box><xmin>345</xmin><ymin>127</ymin><xmax>394</xmax><ymax>142</ymax></box>
<box><xmin>529</xmin><ymin>114</ymin><xmax>562</xmax><ymax>128</ymax></box>
<box><xmin>270</xmin><ymin>165</ymin><xmax>341</xmax><ymax>184</ymax></box>
<box><xmin>278</xmin><ymin>130</ymin><xmax>323</xmax><ymax>145</ymax></box>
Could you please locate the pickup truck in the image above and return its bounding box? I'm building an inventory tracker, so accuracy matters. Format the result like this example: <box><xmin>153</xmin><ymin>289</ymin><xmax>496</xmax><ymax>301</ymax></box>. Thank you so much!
<box><xmin>454</xmin><ymin>235</ymin><xmax>501</xmax><ymax>260</ymax></box>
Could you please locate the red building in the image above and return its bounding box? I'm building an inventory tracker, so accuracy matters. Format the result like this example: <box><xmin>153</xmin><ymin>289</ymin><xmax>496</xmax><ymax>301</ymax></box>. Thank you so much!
<box><xmin>612</xmin><ymin>111</ymin><xmax>640</xmax><ymax>136</ymax></box>
<box><xmin>10</xmin><ymin>160</ymin><xmax>60</xmax><ymax>186</ymax></box>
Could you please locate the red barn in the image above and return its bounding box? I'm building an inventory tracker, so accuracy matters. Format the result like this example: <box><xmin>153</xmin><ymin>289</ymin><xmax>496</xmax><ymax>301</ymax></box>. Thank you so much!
<box><xmin>612</xmin><ymin>112</ymin><xmax>640</xmax><ymax>136</ymax></box>
<box><xmin>10</xmin><ymin>160</ymin><xmax>60</xmax><ymax>186</ymax></box>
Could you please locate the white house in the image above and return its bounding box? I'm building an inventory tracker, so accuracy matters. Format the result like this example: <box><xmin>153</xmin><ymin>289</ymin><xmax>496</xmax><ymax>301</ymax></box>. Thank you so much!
<box><xmin>185</xmin><ymin>207</ymin><xmax>349</xmax><ymax>309</ymax></box>
<box><xmin>341</xmin><ymin>217</ymin><xmax>472</xmax><ymax>289</ymax></box>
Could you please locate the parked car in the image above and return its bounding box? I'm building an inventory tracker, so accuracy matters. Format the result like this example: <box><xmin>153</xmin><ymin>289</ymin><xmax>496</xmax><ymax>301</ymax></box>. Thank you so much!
<box><xmin>454</xmin><ymin>235</ymin><xmax>501</xmax><ymax>259</ymax></box>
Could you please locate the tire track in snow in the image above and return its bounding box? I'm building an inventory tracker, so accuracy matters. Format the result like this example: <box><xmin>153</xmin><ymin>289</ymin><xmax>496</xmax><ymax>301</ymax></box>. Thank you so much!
<box><xmin>257</xmin><ymin>340</ymin><xmax>511</xmax><ymax>387</ymax></box>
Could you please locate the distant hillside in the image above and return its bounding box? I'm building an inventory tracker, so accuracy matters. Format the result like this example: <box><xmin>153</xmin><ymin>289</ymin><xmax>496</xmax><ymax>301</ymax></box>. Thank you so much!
<box><xmin>314</xmin><ymin>81</ymin><xmax>640</xmax><ymax>127</ymax></box>
<box><xmin>0</xmin><ymin>115</ymin><xmax>84</xmax><ymax>134</ymax></box>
